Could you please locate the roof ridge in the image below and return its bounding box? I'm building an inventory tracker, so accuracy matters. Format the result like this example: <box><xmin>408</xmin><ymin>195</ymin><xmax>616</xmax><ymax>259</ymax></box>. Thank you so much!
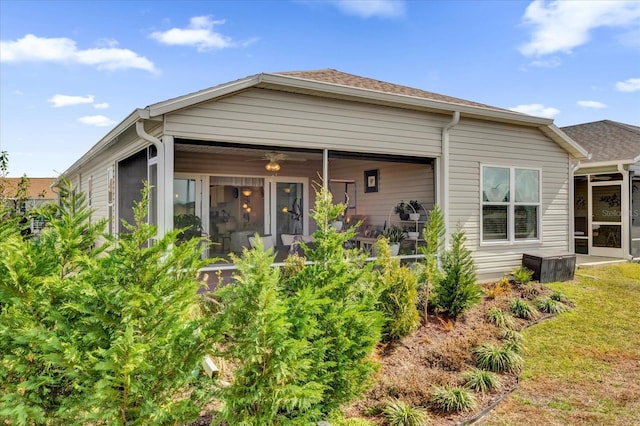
<box><xmin>271</xmin><ymin>68</ymin><xmax>512</xmax><ymax>112</ymax></box>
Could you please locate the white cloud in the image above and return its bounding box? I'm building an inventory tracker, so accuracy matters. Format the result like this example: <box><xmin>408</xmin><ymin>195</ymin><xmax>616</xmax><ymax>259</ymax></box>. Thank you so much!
<box><xmin>0</xmin><ymin>34</ymin><xmax>156</xmax><ymax>72</ymax></box>
<box><xmin>615</xmin><ymin>77</ymin><xmax>640</xmax><ymax>92</ymax></box>
<box><xmin>93</xmin><ymin>102</ymin><xmax>109</xmax><ymax>109</ymax></box>
<box><xmin>150</xmin><ymin>16</ymin><xmax>236</xmax><ymax>51</ymax></box>
<box><xmin>577</xmin><ymin>100</ymin><xmax>607</xmax><ymax>109</ymax></box>
<box><xmin>509</xmin><ymin>103</ymin><xmax>560</xmax><ymax>118</ymax></box>
<box><xmin>77</xmin><ymin>115</ymin><xmax>116</xmax><ymax>127</ymax></box>
<box><xmin>519</xmin><ymin>0</ymin><xmax>640</xmax><ymax>56</ymax></box>
<box><xmin>332</xmin><ymin>0</ymin><xmax>405</xmax><ymax>18</ymax></box>
<box><xmin>49</xmin><ymin>94</ymin><xmax>94</xmax><ymax>108</ymax></box>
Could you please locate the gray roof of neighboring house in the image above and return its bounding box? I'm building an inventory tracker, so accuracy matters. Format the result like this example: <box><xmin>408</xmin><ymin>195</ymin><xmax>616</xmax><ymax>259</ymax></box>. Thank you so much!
<box><xmin>562</xmin><ymin>120</ymin><xmax>640</xmax><ymax>164</ymax></box>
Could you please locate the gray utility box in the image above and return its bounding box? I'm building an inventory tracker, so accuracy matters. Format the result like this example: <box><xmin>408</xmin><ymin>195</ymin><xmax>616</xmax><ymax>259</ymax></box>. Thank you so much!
<box><xmin>522</xmin><ymin>251</ymin><xmax>576</xmax><ymax>283</ymax></box>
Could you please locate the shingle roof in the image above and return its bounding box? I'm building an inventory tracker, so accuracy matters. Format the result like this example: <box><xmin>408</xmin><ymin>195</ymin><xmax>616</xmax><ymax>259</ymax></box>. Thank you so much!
<box><xmin>275</xmin><ymin>68</ymin><xmax>510</xmax><ymax>112</ymax></box>
<box><xmin>561</xmin><ymin>120</ymin><xmax>640</xmax><ymax>164</ymax></box>
<box><xmin>2</xmin><ymin>177</ymin><xmax>57</xmax><ymax>199</ymax></box>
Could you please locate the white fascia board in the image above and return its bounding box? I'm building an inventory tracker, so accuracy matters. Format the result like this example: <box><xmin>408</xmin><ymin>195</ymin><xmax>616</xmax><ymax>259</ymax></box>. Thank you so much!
<box><xmin>541</xmin><ymin>125</ymin><xmax>590</xmax><ymax>159</ymax></box>
<box><xmin>59</xmin><ymin>109</ymin><xmax>146</xmax><ymax>181</ymax></box>
<box><xmin>148</xmin><ymin>75</ymin><xmax>262</xmax><ymax>117</ymax></box>
<box><xmin>258</xmin><ymin>73</ymin><xmax>555</xmax><ymax>127</ymax></box>
<box><xmin>575</xmin><ymin>159</ymin><xmax>636</xmax><ymax>170</ymax></box>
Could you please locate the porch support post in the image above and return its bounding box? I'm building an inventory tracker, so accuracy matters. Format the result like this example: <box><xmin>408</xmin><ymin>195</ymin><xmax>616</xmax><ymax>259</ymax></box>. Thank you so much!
<box><xmin>163</xmin><ymin>135</ymin><xmax>174</xmax><ymax>237</ymax></box>
<box><xmin>323</xmin><ymin>149</ymin><xmax>329</xmax><ymax>189</ymax></box>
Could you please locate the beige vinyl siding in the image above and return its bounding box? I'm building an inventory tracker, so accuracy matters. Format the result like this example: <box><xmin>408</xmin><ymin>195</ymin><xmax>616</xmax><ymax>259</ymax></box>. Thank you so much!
<box><xmin>165</xmin><ymin>88</ymin><xmax>444</xmax><ymax>157</ymax></box>
<box><xmin>448</xmin><ymin>118</ymin><xmax>571</xmax><ymax>280</ymax></box>
<box><xmin>328</xmin><ymin>159</ymin><xmax>434</xmax><ymax>228</ymax></box>
<box><xmin>65</xmin><ymin>127</ymin><xmax>151</xmax><ymax>230</ymax></box>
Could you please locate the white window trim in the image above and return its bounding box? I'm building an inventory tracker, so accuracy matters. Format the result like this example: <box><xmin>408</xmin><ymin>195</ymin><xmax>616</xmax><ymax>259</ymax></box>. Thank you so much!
<box><xmin>480</xmin><ymin>164</ymin><xmax>542</xmax><ymax>246</ymax></box>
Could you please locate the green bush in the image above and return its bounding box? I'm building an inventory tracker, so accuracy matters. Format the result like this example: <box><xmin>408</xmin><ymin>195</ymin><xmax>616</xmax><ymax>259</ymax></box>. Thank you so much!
<box><xmin>463</xmin><ymin>368</ymin><xmax>501</xmax><ymax>393</ymax></box>
<box><xmin>383</xmin><ymin>398</ymin><xmax>430</xmax><ymax>426</ymax></box>
<box><xmin>374</xmin><ymin>239</ymin><xmax>420</xmax><ymax>340</ymax></box>
<box><xmin>213</xmin><ymin>237</ymin><xmax>324</xmax><ymax>424</ymax></box>
<box><xmin>418</xmin><ymin>204</ymin><xmax>445</xmax><ymax>323</ymax></box>
<box><xmin>0</xmin><ymin>183</ymin><xmax>216</xmax><ymax>424</ymax></box>
<box><xmin>215</xmin><ymin>186</ymin><xmax>383</xmax><ymax>422</ymax></box>
<box><xmin>431</xmin><ymin>385</ymin><xmax>477</xmax><ymax>413</ymax></box>
<box><xmin>432</xmin><ymin>229</ymin><xmax>482</xmax><ymax>319</ymax></box>
<box><xmin>473</xmin><ymin>343</ymin><xmax>524</xmax><ymax>373</ymax></box>
<box><xmin>510</xmin><ymin>297</ymin><xmax>539</xmax><ymax>319</ymax></box>
<box><xmin>486</xmin><ymin>307</ymin><xmax>516</xmax><ymax>329</ymax></box>
<box><xmin>512</xmin><ymin>266</ymin><xmax>534</xmax><ymax>284</ymax></box>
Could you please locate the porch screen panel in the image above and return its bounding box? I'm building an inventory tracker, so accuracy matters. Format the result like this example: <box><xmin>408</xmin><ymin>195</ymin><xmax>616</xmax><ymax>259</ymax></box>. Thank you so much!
<box><xmin>117</xmin><ymin>149</ymin><xmax>147</xmax><ymax>233</ymax></box>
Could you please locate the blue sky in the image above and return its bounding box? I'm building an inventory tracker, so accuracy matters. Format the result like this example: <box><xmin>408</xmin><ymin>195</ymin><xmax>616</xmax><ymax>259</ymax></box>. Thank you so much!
<box><xmin>1</xmin><ymin>0</ymin><xmax>639</xmax><ymax>177</ymax></box>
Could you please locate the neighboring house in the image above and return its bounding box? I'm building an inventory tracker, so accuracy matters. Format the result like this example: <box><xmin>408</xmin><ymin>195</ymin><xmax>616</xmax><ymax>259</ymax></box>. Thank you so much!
<box><xmin>562</xmin><ymin>120</ymin><xmax>640</xmax><ymax>259</ymax></box>
<box><xmin>1</xmin><ymin>177</ymin><xmax>57</xmax><ymax>232</ymax></box>
<box><xmin>60</xmin><ymin>69</ymin><xmax>588</xmax><ymax>280</ymax></box>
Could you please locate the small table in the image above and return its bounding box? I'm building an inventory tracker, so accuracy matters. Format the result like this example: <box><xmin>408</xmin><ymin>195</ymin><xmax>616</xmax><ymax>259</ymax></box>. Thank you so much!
<box><xmin>355</xmin><ymin>236</ymin><xmax>377</xmax><ymax>253</ymax></box>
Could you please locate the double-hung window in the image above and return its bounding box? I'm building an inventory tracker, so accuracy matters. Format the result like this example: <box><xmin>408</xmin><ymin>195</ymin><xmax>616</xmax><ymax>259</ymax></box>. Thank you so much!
<box><xmin>481</xmin><ymin>165</ymin><xmax>540</xmax><ymax>243</ymax></box>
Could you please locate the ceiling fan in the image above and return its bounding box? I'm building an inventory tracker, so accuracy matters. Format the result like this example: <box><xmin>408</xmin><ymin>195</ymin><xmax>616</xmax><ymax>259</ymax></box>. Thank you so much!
<box><xmin>249</xmin><ymin>151</ymin><xmax>306</xmax><ymax>172</ymax></box>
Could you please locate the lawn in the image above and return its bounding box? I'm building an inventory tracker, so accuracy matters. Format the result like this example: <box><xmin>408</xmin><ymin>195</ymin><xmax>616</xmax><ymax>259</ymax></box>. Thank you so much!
<box><xmin>480</xmin><ymin>262</ymin><xmax>640</xmax><ymax>425</ymax></box>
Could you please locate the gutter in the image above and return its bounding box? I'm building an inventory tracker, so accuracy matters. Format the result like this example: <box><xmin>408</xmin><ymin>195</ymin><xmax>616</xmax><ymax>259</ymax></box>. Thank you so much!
<box><xmin>442</xmin><ymin>111</ymin><xmax>460</xmax><ymax>247</ymax></box>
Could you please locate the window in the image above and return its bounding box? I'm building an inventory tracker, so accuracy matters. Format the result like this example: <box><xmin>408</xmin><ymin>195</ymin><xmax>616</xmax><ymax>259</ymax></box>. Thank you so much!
<box><xmin>482</xmin><ymin>165</ymin><xmax>540</xmax><ymax>243</ymax></box>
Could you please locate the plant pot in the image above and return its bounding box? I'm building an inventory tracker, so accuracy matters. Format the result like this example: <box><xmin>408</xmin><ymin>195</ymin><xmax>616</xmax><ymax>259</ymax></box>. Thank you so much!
<box><xmin>409</xmin><ymin>213</ymin><xmax>420</xmax><ymax>221</ymax></box>
<box><xmin>390</xmin><ymin>243</ymin><xmax>400</xmax><ymax>256</ymax></box>
<box><xmin>407</xmin><ymin>231</ymin><xmax>419</xmax><ymax>240</ymax></box>
<box><xmin>399</xmin><ymin>213</ymin><xmax>410</xmax><ymax>221</ymax></box>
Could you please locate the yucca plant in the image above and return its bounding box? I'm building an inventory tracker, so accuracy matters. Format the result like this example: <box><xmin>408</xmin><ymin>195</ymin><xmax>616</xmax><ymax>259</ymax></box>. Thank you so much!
<box><xmin>535</xmin><ymin>297</ymin><xmax>569</xmax><ymax>314</ymax></box>
<box><xmin>486</xmin><ymin>307</ymin><xmax>516</xmax><ymax>329</ymax></box>
<box><xmin>473</xmin><ymin>343</ymin><xmax>524</xmax><ymax>373</ymax></box>
<box><xmin>510</xmin><ymin>297</ymin><xmax>539</xmax><ymax>319</ymax></box>
<box><xmin>431</xmin><ymin>385</ymin><xmax>477</xmax><ymax>413</ymax></box>
<box><xmin>383</xmin><ymin>399</ymin><xmax>430</xmax><ymax>426</ymax></box>
<box><xmin>463</xmin><ymin>368</ymin><xmax>501</xmax><ymax>393</ymax></box>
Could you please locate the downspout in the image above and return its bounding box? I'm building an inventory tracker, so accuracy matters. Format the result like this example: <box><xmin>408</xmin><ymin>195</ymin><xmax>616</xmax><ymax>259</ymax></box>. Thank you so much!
<box><xmin>135</xmin><ymin>120</ymin><xmax>165</xmax><ymax>236</ymax></box>
<box><xmin>323</xmin><ymin>149</ymin><xmax>329</xmax><ymax>189</ymax></box>
<box><xmin>442</xmin><ymin>111</ymin><xmax>460</xmax><ymax>247</ymax></box>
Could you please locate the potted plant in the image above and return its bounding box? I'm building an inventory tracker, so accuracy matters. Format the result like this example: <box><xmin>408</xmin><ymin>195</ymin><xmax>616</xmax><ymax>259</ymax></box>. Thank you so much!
<box><xmin>381</xmin><ymin>225</ymin><xmax>405</xmax><ymax>255</ymax></box>
<box><xmin>408</xmin><ymin>200</ymin><xmax>422</xmax><ymax>221</ymax></box>
<box><xmin>394</xmin><ymin>201</ymin><xmax>410</xmax><ymax>220</ymax></box>
<box><xmin>403</xmin><ymin>224</ymin><xmax>420</xmax><ymax>240</ymax></box>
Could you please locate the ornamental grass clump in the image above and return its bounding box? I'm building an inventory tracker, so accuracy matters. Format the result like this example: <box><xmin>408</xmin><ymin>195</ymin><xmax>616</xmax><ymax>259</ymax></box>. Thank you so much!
<box><xmin>499</xmin><ymin>328</ymin><xmax>525</xmax><ymax>353</ymax></box>
<box><xmin>535</xmin><ymin>297</ymin><xmax>569</xmax><ymax>314</ymax></box>
<box><xmin>431</xmin><ymin>385</ymin><xmax>477</xmax><ymax>413</ymax></box>
<box><xmin>383</xmin><ymin>399</ymin><xmax>430</xmax><ymax>426</ymax></box>
<box><xmin>512</xmin><ymin>266</ymin><xmax>534</xmax><ymax>285</ymax></box>
<box><xmin>463</xmin><ymin>368</ymin><xmax>502</xmax><ymax>393</ymax></box>
<box><xmin>510</xmin><ymin>297</ymin><xmax>539</xmax><ymax>320</ymax></box>
<box><xmin>486</xmin><ymin>307</ymin><xmax>516</xmax><ymax>329</ymax></box>
<box><xmin>473</xmin><ymin>342</ymin><xmax>524</xmax><ymax>373</ymax></box>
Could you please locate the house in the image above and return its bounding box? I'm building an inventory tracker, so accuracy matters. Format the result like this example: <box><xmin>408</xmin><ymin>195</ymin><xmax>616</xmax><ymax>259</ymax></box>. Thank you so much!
<box><xmin>562</xmin><ymin>120</ymin><xmax>640</xmax><ymax>260</ymax></box>
<box><xmin>1</xmin><ymin>177</ymin><xmax>58</xmax><ymax>232</ymax></box>
<box><xmin>60</xmin><ymin>69</ymin><xmax>588</xmax><ymax>281</ymax></box>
